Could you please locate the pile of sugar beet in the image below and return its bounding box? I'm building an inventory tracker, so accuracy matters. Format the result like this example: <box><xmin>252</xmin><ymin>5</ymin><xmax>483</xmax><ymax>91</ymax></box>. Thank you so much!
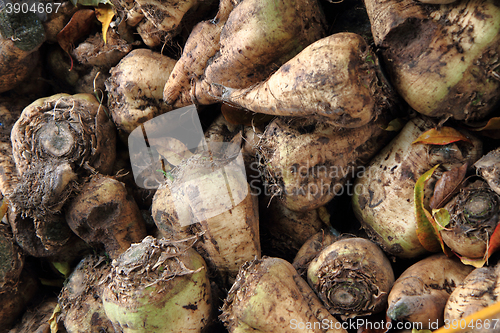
<box><xmin>1</xmin><ymin>0</ymin><xmax>500</xmax><ymax>331</ymax></box>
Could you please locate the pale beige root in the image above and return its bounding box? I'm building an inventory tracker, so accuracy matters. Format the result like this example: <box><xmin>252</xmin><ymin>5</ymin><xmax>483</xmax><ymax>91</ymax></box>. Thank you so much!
<box><xmin>8</xmin><ymin>298</ymin><xmax>61</xmax><ymax>333</ymax></box>
<box><xmin>307</xmin><ymin>237</ymin><xmax>394</xmax><ymax>320</ymax></box>
<box><xmin>0</xmin><ymin>141</ymin><xmax>16</xmax><ymax>197</ymax></box>
<box><xmin>0</xmin><ymin>11</ymin><xmax>46</xmax><ymax>93</ymax></box>
<box><xmin>193</xmin><ymin>0</ymin><xmax>326</xmax><ymax>106</ymax></box>
<box><xmin>106</xmin><ymin>49</ymin><xmax>177</xmax><ymax>134</ymax></box>
<box><xmin>151</xmin><ymin>184</ymin><xmax>193</xmax><ymax>240</ymax></box>
<box><xmin>153</xmin><ymin>181</ymin><xmax>260</xmax><ymax>284</ymax></box>
<box><xmin>219</xmin><ymin>103</ymin><xmax>275</xmax><ymax>126</ymax></box>
<box><xmin>209</xmin><ymin>33</ymin><xmax>395</xmax><ymax>128</ymax></box>
<box><xmin>475</xmin><ymin>147</ymin><xmax>500</xmax><ymax>196</ymax></box>
<box><xmin>65</xmin><ymin>175</ymin><xmax>148</xmax><ymax>259</ymax></box>
<box><xmin>242</xmin><ymin>124</ymin><xmax>263</xmax><ymax>157</ymax></box>
<box><xmin>151</xmin><ymin>117</ymin><xmax>260</xmax><ymax>284</ymax></box>
<box><xmin>387</xmin><ymin>253</ymin><xmax>474</xmax><ymax>329</ymax></box>
<box><xmin>203</xmin><ymin>112</ymin><xmax>243</xmax><ymax>145</ymax></box>
<box><xmin>163</xmin><ymin>0</ymin><xmax>237</xmax><ymax>107</ymax></box>
<box><xmin>0</xmin><ymin>269</ymin><xmax>39</xmax><ymax>330</ymax></box>
<box><xmin>10</xmin><ymin>93</ymin><xmax>116</xmax><ymax>175</ymax></box>
<box><xmin>58</xmin><ymin>254</ymin><xmax>114</xmax><ymax>333</ymax></box>
<box><xmin>195</xmin><ymin>187</ymin><xmax>260</xmax><ymax>284</ymax></box>
<box><xmin>135</xmin><ymin>19</ymin><xmax>165</xmax><ymax>48</ymax></box>
<box><xmin>440</xmin><ymin>179</ymin><xmax>500</xmax><ymax>259</ymax></box>
<box><xmin>220</xmin><ymin>257</ymin><xmax>347</xmax><ymax>333</ymax></box>
<box><xmin>138</xmin><ymin>0</ymin><xmax>199</xmax><ymax>37</ymax></box>
<box><xmin>352</xmin><ymin>116</ymin><xmax>483</xmax><ymax>258</ymax></box>
<box><xmin>102</xmin><ymin>236</ymin><xmax>212</xmax><ymax>333</ymax></box>
<box><xmin>260</xmin><ymin>197</ymin><xmax>332</xmax><ymax>260</ymax></box>
<box><xmin>10</xmin><ymin>161</ymin><xmax>78</xmax><ymax>220</ymax></box>
<box><xmin>46</xmin><ymin>26</ymin><xmax>132</xmax><ymax>96</ymax></box>
<box><xmin>364</xmin><ymin>0</ymin><xmax>500</xmax><ymax>122</ymax></box>
<box><xmin>293</xmin><ymin>229</ymin><xmax>339</xmax><ymax>277</ymax></box>
<box><xmin>444</xmin><ymin>264</ymin><xmax>500</xmax><ymax>333</ymax></box>
<box><xmin>258</xmin><ymin>117</ymin><xmax>389</xmax><ymax>212</ymax></box>
<box><xmin>203</xmin><ymin>114</ymin><xmax>254</xmax><ymax>171</ymax></box>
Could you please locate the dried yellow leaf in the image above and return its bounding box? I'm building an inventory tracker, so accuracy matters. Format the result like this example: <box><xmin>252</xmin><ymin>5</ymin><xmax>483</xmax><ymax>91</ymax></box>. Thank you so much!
<box><xmin>95</xmin><ymin>4</ymin><xmax>115</xmax><ymax>44</ymax></box>
<box><xmin>49</xmin><ymin>303</ymin><xmax>62</xmax><ymax>333</ymax></box>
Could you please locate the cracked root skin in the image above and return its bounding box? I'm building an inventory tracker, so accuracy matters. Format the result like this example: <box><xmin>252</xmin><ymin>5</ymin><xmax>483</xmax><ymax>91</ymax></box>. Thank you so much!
<box><xmin>387</xmin><ymin>254</ymin><xmax>474</xmax><ymax>329</ymax></box>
